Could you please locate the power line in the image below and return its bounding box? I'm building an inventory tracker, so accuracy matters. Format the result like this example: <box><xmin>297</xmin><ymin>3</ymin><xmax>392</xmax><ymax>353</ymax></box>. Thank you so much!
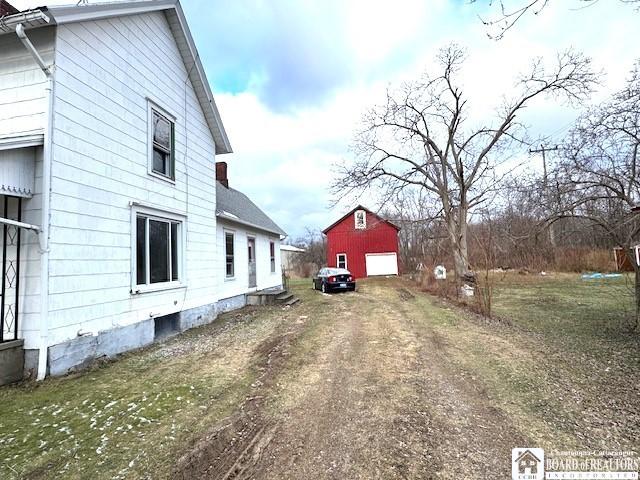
<box><xmin>529</xmin><ymin>144</ymin><xmax>558</xmax><ymax>187</ymax></box>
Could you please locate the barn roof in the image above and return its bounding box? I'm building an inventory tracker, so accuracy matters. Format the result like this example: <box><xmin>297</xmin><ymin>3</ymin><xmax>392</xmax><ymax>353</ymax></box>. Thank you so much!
<box><xmin>0</xmin><ymin>0</ymin><xmax>231</xmax><ymax>155</ymax></box>
<box><xmin>322</xmin><ymin>205</ymin><xmax>401</xmax><ymax>234</ymax></box>
<box><xmin>216</xmin><ymin>182</ymin><xmax>287</xmax><ymax>237</ymax></box>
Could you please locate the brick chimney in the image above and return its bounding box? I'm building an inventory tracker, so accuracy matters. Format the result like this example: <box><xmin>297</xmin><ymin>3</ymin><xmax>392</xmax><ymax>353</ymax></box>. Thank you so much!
<box><xmin>0</xmin><ymin>1</ymin><xmax>19</xmax><ymax>16</ymax></box>
<box><xmin>216</xmin><ymin>161</ymin><xmax>228</xmax><ymax>188</ymax></box>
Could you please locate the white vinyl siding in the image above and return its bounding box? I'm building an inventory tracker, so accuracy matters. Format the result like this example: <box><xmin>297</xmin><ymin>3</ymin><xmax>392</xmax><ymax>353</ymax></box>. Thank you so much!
<box><xmin>44</xmin><ymin>11</ymin><xmax>218</xmax><ymax>346</ymax></box>
<box><xmin>0</xmin><ymin>26</ymin><xmax>54</xmax><ymax>139</ymax></box>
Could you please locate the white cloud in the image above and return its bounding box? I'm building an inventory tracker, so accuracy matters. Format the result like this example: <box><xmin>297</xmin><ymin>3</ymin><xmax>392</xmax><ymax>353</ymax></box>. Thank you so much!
<box><xmin>9</xmin><ymin>0</ymin><xmax>639</xmax><ymax>238</ymax></box>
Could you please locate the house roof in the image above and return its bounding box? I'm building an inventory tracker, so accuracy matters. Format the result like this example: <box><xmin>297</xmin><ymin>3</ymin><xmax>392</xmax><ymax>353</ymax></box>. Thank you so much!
<box><xmin>0</xmin><ymin>0</ymin><xmax>231</xmax><ymax>155</ymax></box>
<box><xmin>216</xmin><ymin>182</ymin><xmax>287</xmax><ymax>237</ymax></box>
<box><xmin>322</xmin><ymin>205</ymin><xmax>401</xmax><ymax>234</ymax></box>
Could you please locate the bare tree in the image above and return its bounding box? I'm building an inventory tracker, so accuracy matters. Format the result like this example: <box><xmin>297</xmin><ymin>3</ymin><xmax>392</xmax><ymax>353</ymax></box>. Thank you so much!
<box><xmin>333</xmin><ymin>44</ymin><xmax>598</xmax><ymax>282</ymax></box>
<box><xmin>381</xmin><ymin>188</ymin><xmax>444</xmax><ymax>272</ymax></box>
<box><xmin>471</xmin><ymin>0</ymin><xmax>640</xmax><ymax>40</ymax></box>
<box><xmin>291</xmin><ymin>228</ymin><xmax>327</xmax><ymax>276</ymax></box>
<box><xmin>550</xmin><ymin>61</ymin><xmax>640</xmax><ymax>327</ymax></box>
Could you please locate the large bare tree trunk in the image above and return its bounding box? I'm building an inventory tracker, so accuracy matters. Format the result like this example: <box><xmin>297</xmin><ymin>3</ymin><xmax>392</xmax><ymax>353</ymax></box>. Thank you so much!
<box><xmin>446</xmin><ymin>212</ymin><xmax>474</xmax><ymax>282</ymax></box>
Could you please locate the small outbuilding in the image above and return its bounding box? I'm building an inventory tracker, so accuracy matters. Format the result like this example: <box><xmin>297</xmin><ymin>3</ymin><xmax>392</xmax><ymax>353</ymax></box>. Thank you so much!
<box><xmin>280</xmin><ymin>244</ymin><xmax>305</xmax><ymax>275</ymax></box>
<box><xmin>323</xmin><ymin>205</ymin><xmax>400</xmax><ymax>279</ymax></box>
<box><xmin>613</xmin><ymin>245</ymin><xmax>640</xmax><ymax>272</ymax></box>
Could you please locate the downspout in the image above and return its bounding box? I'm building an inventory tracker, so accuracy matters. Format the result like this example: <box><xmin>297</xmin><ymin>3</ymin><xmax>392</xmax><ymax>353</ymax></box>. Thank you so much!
<box><xmin>16</xmin><ymin>23</ymin><xmax>54</xmax><ymax>381</ymax></box>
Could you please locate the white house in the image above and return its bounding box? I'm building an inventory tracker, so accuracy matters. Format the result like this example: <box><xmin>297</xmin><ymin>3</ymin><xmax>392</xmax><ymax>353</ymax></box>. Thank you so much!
<box><xmin>214</xmin><ymin>161</ymin><xmax>285</xmax><ymax>312</ymax></box>
<box><xmin>0</xmin><ymin>0</ymin><xmax>284</xmax><ymax>384</ymax></box>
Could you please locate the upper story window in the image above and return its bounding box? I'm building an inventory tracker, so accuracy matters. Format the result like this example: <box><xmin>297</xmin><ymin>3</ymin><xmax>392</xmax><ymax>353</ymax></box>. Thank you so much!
<box><xmin>355</xmin><ymin>210</ymin><xmax>366</xmax><ymax>229</ymax></box>
<box><xmin>148</xmin><ymin>101</ymin><xmax>175</xmax><ymax>180</ymax></box>
<box><xmin>225</xmin><ymin>232</ymin><xmax>235</xmax><ymax>278</ymax></box>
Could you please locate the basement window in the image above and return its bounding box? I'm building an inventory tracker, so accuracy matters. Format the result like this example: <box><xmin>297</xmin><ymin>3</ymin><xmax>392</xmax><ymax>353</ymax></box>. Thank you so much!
<box><xmin>337</xmin><ymin>253</ymin><xmax>347</xmax><ymax>269</ymax></box>
<box><xmin>355</xmin><ymin>210</ymin><xmax>366</xmax><ymax>229</ymax></box>
<box><xmin>135</xmin><ymin>213</ymin><xmax>182</xmax><ymax>288</ymax></box>
<box><xmin>148</xmin><ymin>102</ymin><xmax>175</xmax><ymax>180</ymax></box>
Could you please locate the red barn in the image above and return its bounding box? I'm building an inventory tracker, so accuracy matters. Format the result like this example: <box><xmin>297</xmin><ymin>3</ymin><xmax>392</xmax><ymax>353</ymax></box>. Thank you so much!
<box><xmin>323</xmin><ymin>205</ymin><xmax>400</xmax><ymax>279</ymax></box>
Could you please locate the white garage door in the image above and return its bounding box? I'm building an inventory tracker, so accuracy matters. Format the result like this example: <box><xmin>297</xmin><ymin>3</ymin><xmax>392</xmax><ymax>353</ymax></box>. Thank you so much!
<box><xmin>365</xmin><ymin>253</ymin><xmax>398</xmax><ymax>276</ymax></box>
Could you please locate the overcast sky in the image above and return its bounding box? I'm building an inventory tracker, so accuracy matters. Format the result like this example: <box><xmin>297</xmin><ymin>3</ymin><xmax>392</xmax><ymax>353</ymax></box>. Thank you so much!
<box><xmin>12</xmin><ymin>0</ymin><xmax>640</xmax><ymax>239</ymax></box>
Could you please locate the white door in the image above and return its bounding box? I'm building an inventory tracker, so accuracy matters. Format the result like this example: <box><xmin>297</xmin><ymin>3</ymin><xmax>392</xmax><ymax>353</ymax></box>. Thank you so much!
<box><xmin>365</xmin><ymin>253</ymin><xmax>398</xmax><ymax>276</ymax></box>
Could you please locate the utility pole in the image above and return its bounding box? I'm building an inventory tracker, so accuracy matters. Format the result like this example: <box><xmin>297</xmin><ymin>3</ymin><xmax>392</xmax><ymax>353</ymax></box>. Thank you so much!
<box><xmin>529</xmin><ymin>144</ymin><xmax>558</xmax><ymax>189</ymax></box>
<box><xmin>530</xmin><ymin>144</ymin><xmax>559</xmax><ymax>247</ymax></box>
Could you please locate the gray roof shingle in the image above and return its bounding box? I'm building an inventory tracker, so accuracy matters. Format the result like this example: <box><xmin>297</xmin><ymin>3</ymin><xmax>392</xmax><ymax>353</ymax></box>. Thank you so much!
<box><xmin>216</xmin><ymin>182</ymin><xmax>286</xmax><ymax>237</ymax></box>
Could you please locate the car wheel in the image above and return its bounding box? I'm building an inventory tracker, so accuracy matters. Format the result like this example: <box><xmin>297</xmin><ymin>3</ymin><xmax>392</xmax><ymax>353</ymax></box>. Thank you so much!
<box><xmin>321</xmin><ymin>282</ymin><xmax>326</xmax><ymax>293</ymax></box>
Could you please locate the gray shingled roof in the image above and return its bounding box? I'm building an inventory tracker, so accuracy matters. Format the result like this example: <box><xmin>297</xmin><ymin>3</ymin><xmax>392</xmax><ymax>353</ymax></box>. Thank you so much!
<box><xmin>216</xmin><ymin>182</ymin><xmax>286</xmax><ymax>237</ymax></box>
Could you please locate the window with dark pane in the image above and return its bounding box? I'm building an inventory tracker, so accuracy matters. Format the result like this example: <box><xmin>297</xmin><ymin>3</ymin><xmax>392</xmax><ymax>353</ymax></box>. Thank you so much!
<box><xmin>225</xmin><ymin>232</ymin><xmax>234</xmax><ymax>277</ymax></box>
<box><xmin>171</xmin><ymin>222</ymin><xmax>179</xmax><ymax>281</ymax></box>
<box><xmin>135</xmin><ymin>214</ymin><xmax>181</xmax><ymax>287</ymax></box>
<box><xmin>270</xmin><ymin>241</ymin><xmax>276</xmax><ymax>273</ymax></box>
<box><xmin>136</xmin><ymin>216</ymin><xmax>146</xmax><ymax>285</ymax></box>
<box><xmin>151</xmin><ymin>110</ymin><xmax>174</xmax><ymax>178</ymax></box>
<box><xmin>149</xmin><ymin>220</ymin><xmax>170</xmax><ymax>283</ymax></box>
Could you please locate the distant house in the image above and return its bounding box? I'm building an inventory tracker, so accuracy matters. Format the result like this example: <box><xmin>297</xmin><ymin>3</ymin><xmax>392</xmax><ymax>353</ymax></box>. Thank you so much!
<box><xmin>280</xmin><ymin>244</ymin><xmax>305</xmax><ymax>275</ymax></box>
<box><xmin>0</xmin><ymin>0</ymin><xmax>284</xmax><ymax>384</ymax></box>
<box><xmin>323</xmin><ymin>205</ymin><xmax>400</xmax><ymax>279</ymax></box>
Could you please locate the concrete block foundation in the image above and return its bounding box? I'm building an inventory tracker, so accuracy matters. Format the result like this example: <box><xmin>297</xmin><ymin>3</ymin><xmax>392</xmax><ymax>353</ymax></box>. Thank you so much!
<box><xmin>0</xmin><ymin>339</ymin><xmax>24</xmax><ymax>385</ymax></box>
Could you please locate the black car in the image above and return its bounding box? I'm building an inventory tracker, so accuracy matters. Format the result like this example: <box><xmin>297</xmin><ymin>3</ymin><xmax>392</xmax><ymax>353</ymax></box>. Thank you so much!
<box><xmin>313</xmin><ymin>268</ymin><xmax>356</xmax><ymax>293</ymax></box>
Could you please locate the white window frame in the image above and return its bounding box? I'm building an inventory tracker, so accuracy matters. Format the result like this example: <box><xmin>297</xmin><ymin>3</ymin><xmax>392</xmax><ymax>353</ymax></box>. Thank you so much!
<box><xmin>355</xmin><ymin>210</ymin><xmax>366</xmax><ymax>229</ymax></box>
<box><xmin>130</xmin><ymin>205</ymin><xmax>186</xmax><ymax>294</ymax></box>
<box><xmin>224</xmin><ymin>229</ymin><xmax>235</xmax><ymax>280</ymax></box>
<box><xmin>147</xmin><ymin>99</ymin><xmax>176</xmax><ymax>183</ymax></box>
<box><xmin>270</xmin><ymin>240</ymin><xmax>276</xmax><ymax>273</ymax></box>
<box><xmin>337</xmin><ymin>253</ymin><xmax>347</xmax><ymax>269</ymax></box>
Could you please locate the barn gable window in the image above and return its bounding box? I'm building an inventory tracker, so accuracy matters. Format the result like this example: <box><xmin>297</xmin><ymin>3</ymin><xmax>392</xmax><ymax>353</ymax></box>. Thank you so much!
<box><xmin>133</xmin><ymin>208</ymin><xmax>184</xmax><ymax>292</ymax></box>
<box><xmin>355</xmin><ymin>210</ymin><xmax>366</xmax><ymax>229</ymax></box>
<box><xmin>337</xmin><ymin>253</ymin><xmax>347</xmax><ymax>269</ymax></box>
<box><xmin>225</xmin><ymin>232</ymin><xmax>235</xmax><ymax>278</ymax></box>
<box><xmin>148</xmin><ymin>101</ymin><xmax>175</xmax><ymax>181</ymax></box>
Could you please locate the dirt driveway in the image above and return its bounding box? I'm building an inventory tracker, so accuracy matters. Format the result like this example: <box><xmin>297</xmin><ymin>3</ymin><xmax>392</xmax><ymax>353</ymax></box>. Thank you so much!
<box><xmin>175</xmin><ymin>280</ymin><xmax>530</xmax><ymax>479</ymax></box>
<box><xmin>5</xmin><ymin>276</ymin><xmax>634</xmax><ymax>479</ymax></box>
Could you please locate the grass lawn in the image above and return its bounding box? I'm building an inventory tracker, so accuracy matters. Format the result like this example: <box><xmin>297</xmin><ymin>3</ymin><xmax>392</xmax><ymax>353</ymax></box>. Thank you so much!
<box><xmin>419</xmin><ymin>271</ymin><xmax>640</xmax><ymax>450</ymax></box>
<box><xmin>0</xmin><ymin>306</ymin><xmax>289</xmax><ymax>479</ymax></box>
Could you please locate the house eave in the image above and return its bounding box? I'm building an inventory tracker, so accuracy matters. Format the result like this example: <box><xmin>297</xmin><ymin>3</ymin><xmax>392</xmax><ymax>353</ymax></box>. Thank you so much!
<box><xmin>216</xmin><ymin>212</ymin><xmax>286</xmax><ymax>237</ymax></box>
<box><xmin>45</xmin><ymin>0</ymin><xmax>176</xmax><ymax>24</ymax></box>
<box><xmin>0</xmin><ymin>133</ymin><xmax>44</xmax><ymax>151</ymax></box>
